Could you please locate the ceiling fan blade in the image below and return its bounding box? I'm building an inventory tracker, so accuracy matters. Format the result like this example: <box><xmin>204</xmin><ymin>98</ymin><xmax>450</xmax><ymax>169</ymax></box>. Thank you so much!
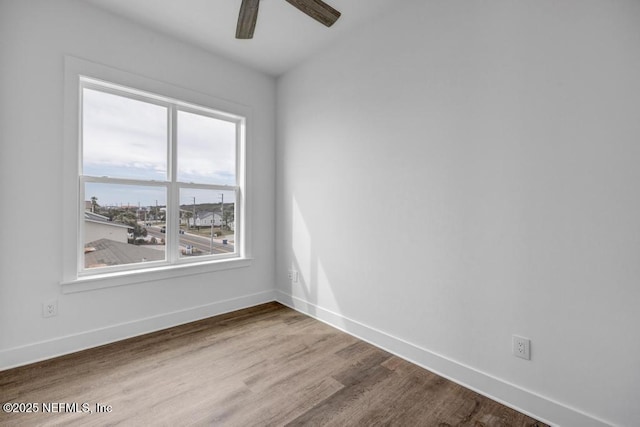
<box><xmin>236</xmin><ymin>0</ymin><xmax>260</xmax><ymax>39</ymax></box>
<box><xmin>285</xmin><ymin>0</ymin><xmax>341</xmax><ymax>27</ymax></box>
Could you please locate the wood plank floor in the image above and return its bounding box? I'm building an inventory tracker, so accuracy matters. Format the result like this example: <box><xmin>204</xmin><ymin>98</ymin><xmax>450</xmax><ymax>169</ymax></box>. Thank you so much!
<box><xmin>0</xmin><ymin>302</ymin><xmax>549</xmax><ymax>426</ymax></box>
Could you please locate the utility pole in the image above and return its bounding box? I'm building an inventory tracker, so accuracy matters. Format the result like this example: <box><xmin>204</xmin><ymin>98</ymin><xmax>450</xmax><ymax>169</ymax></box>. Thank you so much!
<box><xmin>210</xmin><ymin>211</ymin><xmax>214</xmax><ymax>254</ymax></box>
<box><xmin>192</xmin><ymin>197</ymin><xmax>196</xmax><ymax>230</ymax></box>
<box><xmin>220</xmin><ymin>193</ymin><xmax>224</xmax><ymax>231</ymax></box>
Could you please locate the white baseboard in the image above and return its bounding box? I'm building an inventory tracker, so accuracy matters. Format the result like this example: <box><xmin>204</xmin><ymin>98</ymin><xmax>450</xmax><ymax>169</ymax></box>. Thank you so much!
<box><xmin>276</xmin><ymin>291</ymin><xmax>612</xmax><ymax>427</ymax></box>
<box><xmin>0</xmin><ymin>290</ymin><xmax>277</xmax><ymax>371</ymax></box>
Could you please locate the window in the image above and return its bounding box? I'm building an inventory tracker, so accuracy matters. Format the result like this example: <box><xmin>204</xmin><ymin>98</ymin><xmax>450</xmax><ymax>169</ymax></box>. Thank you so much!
<box><xmin>78</xmin><ymin>77</ymin><xmax>245</xmax><ymax>277</ymax></box>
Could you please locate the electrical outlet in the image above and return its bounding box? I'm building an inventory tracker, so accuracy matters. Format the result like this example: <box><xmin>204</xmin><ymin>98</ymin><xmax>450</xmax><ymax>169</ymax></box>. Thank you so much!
<box><xmin>43</xmin><ymin>299</ymin><xmax>58</xmax><ymax>318</ymax></box>
<box><xmin>288</xmin><ymin>269</ymin><xmax>299</xmax><ymax>284</ymax></box>
<box><xmin>513</xmin><ymin>335</ymin><xmax>530</xmax><ymax>360</ymax></box>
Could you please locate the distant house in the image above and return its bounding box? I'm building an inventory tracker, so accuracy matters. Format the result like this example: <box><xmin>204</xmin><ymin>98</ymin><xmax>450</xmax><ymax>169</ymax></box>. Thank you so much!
<box><xmin>188</xmin><ymin>212</ymin><xmax>222</xmax><ymax>228</ymax></box>
<box><xmin>84</xmin><ymin>211</ymin><xmax>130</xmax><ymax>244</ymax></box>
<box><xmin>179</xmin><ymin>208</ymin><xmax>192</xmax><ymax>225</ymax></box>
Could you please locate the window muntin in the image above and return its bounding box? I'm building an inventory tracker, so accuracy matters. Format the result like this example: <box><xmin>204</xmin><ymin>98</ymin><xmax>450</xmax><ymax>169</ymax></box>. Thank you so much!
<box><xmin>79</xmin><ymin>78</ymin><xmax>243</xmax><ymax>276</ymax></box>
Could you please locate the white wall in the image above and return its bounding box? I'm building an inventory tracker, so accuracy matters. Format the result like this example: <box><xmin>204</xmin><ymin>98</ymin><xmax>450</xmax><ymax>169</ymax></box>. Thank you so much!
<box><xmin>0</xmin><ymin>0</ymin><xmax>276</xmax><ymax>366</ymax></box>
<box><xmin>276</xmin><ymin>1</ymin><xmax>640</xmax><ymax>426</ymax></box>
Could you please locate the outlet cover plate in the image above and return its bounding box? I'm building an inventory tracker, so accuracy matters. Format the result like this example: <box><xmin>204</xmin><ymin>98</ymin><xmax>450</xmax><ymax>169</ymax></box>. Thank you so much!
<box><xmin>513</xmin><ymin>335</ymin><xmax>530</xmax><ymax>360</ymax></box>
<box><xmin>288</xmin><ymin>270</ymin><xmax>299</xmax><ymax>283</ymax></box>
<box><xmin>43</xmin><ymin>299</ymin><xmax>58</xmax><ymax>318</ymax></box>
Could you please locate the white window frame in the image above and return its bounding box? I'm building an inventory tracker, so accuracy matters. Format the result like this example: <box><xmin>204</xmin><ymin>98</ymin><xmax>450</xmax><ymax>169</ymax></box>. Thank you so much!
<box><xmin>61</xmin><ymin>57</ymin><xmax>252</xmax><ymax>293</ymax></box>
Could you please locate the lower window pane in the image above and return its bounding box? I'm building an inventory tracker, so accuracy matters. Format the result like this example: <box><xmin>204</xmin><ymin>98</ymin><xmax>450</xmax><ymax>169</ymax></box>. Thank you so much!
<box><xmin>84</xmin><ymin>183</ymin><xmax>167</xmax><ymax>269</ymax></box>
<box><xmin>179</xmin><ymin>188</ymin><xmax>236</xmax><ymax>258</ymax></box>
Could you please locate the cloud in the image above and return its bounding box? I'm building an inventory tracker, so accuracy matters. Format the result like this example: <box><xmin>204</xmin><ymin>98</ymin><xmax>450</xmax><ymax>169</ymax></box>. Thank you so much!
<box><xmin>83</xmin><ymin>89</ymin><xmax>236</xmax><ymax>185</ymax></box>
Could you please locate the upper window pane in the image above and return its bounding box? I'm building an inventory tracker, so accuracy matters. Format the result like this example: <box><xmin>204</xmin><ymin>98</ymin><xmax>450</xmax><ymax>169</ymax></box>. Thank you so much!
<box><xmin>82</xmin><ymin>88</ymin><xmax>168</xmax><ymax>181</ymax></box>
<box><xmin>177</xmin><ymin>110</ymin><xmax>236</xmax><ymax>185</ymax></box>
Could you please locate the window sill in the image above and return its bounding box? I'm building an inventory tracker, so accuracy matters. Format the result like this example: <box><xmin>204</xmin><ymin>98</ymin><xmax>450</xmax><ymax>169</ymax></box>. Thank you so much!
<box><xmin>61</xmin><ymin>257</ymin><xmax>253</xmax><ymax>294</ymax></box>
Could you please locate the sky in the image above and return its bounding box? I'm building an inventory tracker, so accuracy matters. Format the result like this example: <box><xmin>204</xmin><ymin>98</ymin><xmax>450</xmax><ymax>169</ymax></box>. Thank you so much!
<box><xmin>82</xmin><ymin>88</ymin><xmax>237</xmax><ymax>207</ymax></box>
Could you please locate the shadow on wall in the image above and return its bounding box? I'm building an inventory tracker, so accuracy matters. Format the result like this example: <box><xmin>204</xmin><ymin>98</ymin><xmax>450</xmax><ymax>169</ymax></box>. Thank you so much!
<box><xmin>285</xmin><ymin>195</ymin><xmax>347</xmax><ymax>330</ymax></box>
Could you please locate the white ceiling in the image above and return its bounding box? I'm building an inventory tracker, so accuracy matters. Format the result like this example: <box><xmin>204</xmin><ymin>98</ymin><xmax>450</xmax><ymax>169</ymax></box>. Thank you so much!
<box><xmin>83</xmin><ymin>0</ymin><xmax>399</xmax><ymax>76</ymax></box>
